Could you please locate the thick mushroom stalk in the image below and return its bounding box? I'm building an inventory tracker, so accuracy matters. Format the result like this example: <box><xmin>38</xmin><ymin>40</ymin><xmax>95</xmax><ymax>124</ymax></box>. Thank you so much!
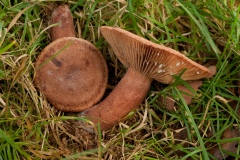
<box><xmin>81</xmin><ymin>26</ymin><xmax>211</xmax><ymax>130</ymax></box>
<box><xmin>50</xmin><ymin>5</ymin><xmax>76</xmax><ymax>40</ymax></box>
<box><xmin>34</xmin><ymin>5</ymin><xmax>108</xmax><ymax>112</ymax></box>
<box><xmin>81</xmin><ymin>68</ymin><xmax>152</xmax><ymax>130</ymax></box>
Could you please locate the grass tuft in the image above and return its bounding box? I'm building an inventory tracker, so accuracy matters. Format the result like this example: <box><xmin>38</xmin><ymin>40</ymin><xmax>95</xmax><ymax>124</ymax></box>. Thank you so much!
<box><xmin>0</xmin><ymin>0</ymin><xmax>239</xmax><ymax>159</ymax></box>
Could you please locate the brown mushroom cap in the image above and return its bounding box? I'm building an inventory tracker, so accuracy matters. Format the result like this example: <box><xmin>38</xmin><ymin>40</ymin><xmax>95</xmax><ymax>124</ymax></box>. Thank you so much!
<box><xmin>34</xmin><ymin>37</ymin><xmax>108</xmax><ymax>112</ymax></box>
<box><xmin>101</xmin><ymin>26</ymin><xmax>210</xmax><ymax>84</ymax></box>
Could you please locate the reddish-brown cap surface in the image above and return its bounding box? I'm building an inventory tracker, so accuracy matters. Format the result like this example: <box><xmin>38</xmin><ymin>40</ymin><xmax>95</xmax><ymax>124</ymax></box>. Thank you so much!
<box><xmin>101</xmin><ymin>26</ymin><xmax>210</xmax><ymax>84</ymax></box>
<box><xmin>34</xmin><ymin>37</ymin><xmax>108</xmax><ymax>112</ymax></box>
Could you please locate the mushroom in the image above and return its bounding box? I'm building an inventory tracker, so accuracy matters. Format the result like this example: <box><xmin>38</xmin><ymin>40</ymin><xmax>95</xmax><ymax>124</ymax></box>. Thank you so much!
<box><xmin>81</xmin><ymin>26</ymin><xmax>211</xmax><ymax>130</ymax></box>
<box><xmin>34</xmin><ymin>5</ymin><xmax>108</xmax><ymax>112</ymax></box>
<box><xmin>49</xmin><ymin>4</ymin><xmax>76</xmax><ymax>41</ymax></box>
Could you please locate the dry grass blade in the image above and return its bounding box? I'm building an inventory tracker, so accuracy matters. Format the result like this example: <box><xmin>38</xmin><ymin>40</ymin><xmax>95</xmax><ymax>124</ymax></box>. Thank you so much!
<box><xmin>7</xmin><ymin>5</ymin><xmax>34</xmax><ymax>33</ymax></box>
<box><xmin>0</xmin><ymin>0</ymin><xmax>239</xmax><ymax>159</ymax></box>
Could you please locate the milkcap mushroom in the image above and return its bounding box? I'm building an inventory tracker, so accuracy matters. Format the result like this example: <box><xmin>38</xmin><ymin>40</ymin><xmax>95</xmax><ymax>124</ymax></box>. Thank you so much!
<box><xmin>34</xmin><ymin>5</ymin><xmax>108</xmax><ymax>112</ymax></box>
<box><xmin>81</xmin><ymin>26</ymin><xmax>211</xmax><ymax>130</ymax></box>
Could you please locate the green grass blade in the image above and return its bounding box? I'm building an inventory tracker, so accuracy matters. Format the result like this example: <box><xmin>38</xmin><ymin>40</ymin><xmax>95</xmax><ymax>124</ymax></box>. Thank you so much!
<box><xmin>0</xmin><ymin>41</ymin><xmax>16</xmax><ymax>54</ymax></box>
<box><xmin>127</xmin><ymin>0</ymin><xmax>140</xmax><ymax>35</ymax></box>
<box><xmin>176</xmin><ymin>0</ymin><xmax>220</xmax><ymax>58</ymax></box>
<box><xmin>0</xmin><ymin>129</ymin><xmax>30</xmax><ymax>160</ymax></box>
<box><xmin>174</xmin><ymin>87</ymin><xmax>210</xmax><ymax>160</ymax></box>
<box><xmin>82</xmin><ymin>0</ymin><xmax>99</xmax><ymax>39</ymax></box>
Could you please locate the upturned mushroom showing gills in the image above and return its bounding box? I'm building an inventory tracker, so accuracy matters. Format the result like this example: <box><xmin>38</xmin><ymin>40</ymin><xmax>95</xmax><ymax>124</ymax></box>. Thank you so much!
<box><xmin>34</xmin><ymin>5</ymin><xmax>108</xmax><ymax>112</ymax></box>
<box><xmin>81</xmin><ymin>26</ymin><xmax>211</xmax><ymax>130</ymax></box>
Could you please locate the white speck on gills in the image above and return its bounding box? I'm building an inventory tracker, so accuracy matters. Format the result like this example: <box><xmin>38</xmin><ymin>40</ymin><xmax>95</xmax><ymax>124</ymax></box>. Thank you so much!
<box><xmin>158</xmin><ymin>69</ymin><xmax>163</xmax><ymax>73</ymax></box>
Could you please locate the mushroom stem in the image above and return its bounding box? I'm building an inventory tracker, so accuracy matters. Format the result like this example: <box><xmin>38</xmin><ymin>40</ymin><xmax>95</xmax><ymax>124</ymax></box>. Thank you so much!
<box><xmin>50</xmin><ymin>5</ymin><xmax>76</xmax><ymax>41</ymax></box>
<box><xmin>81</xmin><ymin>68</ymin><xmax>152</xmax><ymax>130</ymax></box>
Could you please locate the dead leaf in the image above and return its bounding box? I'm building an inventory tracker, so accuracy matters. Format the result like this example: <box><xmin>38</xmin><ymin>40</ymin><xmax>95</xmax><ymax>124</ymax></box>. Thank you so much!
<box><xmin>229</xmin><ymin>100</ymin><xmax>240</xmax><ymax>117</ymax></box>
<box><xmin>208</xmin><ymin>127</ymin><xmax>240</xmax><ymax>160</ymax></box>
<box><xmin>157</xmin><ymin>80</ymin><xmax>203</xmax><ymax>111</ymax></box>
<box><xmin>205</xmin><ymin>65</ymin><xmax>217</xmax><ymax>78</ymax></box>
<box><xmin>203</xmin><ymin>60</ymin><xmax>217</xmax><ymax>78</ymax></box>
<box><xmin>173</xmin><ymin>128</ymin><xmax>188</xmax><ymax>144</ymax></box>
<box><xmin>177</xmin><ymin>80</ymin><xmax>203</xmax><ymax>105</ymax></box>
<box><xmin>157</xmin><ymin>95</ymin><xmax>175</xmax><ymax>111</ymax></box>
